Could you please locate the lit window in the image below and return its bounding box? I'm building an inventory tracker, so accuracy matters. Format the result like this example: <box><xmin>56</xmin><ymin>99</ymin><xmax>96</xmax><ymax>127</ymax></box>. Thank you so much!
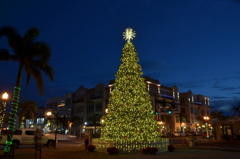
<box><xmin>37</xmin><ymin>118</ymin><xmax>44</xmax><ymax>124</ymax></box>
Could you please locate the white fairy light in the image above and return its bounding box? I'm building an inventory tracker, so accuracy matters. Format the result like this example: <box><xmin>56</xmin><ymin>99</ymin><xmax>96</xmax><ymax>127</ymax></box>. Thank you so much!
<box><xmin>123</xmin><ymin>28</ymin><xmax>136</xmax><ymax>42</ymax></box>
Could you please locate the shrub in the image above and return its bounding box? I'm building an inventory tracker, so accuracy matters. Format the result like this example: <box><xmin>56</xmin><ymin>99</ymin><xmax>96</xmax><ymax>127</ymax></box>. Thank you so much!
<box><xmin>141</xmin><ymin>147</ymin><xmax>158</xmax><ymax>154</ymax></box>
<box><xmin>107</xmin><ymin>147</ymin><xmax>118</xmax><ymax>154</ymax></box>
<box><xmin>168</xmin><ymin>145</ymin><xmax>175</xmax><ymax>152</ymax></box>
<box><xmin>87</xmin><ymin>145</ymin><xmax>96</xmax><ymax>152</ymax></box>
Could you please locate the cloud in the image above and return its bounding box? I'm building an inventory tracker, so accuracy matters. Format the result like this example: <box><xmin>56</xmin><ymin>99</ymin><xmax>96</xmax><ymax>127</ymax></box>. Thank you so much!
<box><xmin>163</xmin><ymin>80</ymin><xmax>206</xmax><ymax>89</ymax></box>
<box><xmin>218</xmin><ymin>105</ymin><xmax>232</xmax><ymax>112</ymax></box>
<box><xmin>211</xmin><ymin>80</ymin><xmax>240</xmax><ymax>91</ymax></box>
<box><xmin>210</xmin><ymin>97</ymin><xmax>240</xmax><ymax>116</ymax></box>
<box><xmin>232</xmin><ymin>92</ymin><xmax>240</xmax><ymax>95</ymax></box>
<box><xmin>209</xmin><ymin>96</ymin><xmax>230</xmax><ymax>100</ymax></box>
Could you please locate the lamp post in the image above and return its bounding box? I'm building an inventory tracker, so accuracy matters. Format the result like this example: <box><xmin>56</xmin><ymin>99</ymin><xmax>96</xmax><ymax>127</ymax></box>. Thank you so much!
<box><xmin>157</xmin><ymin>121</ymin><xmax>163</xmax><ymax>135</ymax></box>
<box><xmin>0</xmin><ymin>92</ymin><xmax>8</xmax><ymax>134</ymax></box>
<box><xmin>47</xmin><ymin>111</ymin><xmax>58</xmax><ymax>149</ymax></box>
<box><xmin>203</xmin><ymin>116</ymin><xmax>210</xmax><ymax>138</ymax></box>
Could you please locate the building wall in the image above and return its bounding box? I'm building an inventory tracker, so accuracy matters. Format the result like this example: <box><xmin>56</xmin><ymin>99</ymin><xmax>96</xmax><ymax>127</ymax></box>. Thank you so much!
<box><xmin>46</xmin><ymin>76</ymin><xmax>211</xmax><ymax>136</ymax></box>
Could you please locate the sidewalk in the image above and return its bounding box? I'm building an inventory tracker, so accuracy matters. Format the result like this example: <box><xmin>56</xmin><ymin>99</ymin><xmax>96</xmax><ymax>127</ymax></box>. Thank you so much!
<box><xmin>174</xmin><ymin>138</ymin><xmax>240</xmax><ymax>152</ymax></box>
<box><xmin>0</xmin><ymin>139</ymin><xmax>239</xmax><ymax>159</ymax></box>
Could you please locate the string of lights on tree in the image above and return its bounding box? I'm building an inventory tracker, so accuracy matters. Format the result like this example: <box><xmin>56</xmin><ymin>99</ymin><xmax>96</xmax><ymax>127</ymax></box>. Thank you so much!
<box><xmin>100</xmin><ymin>28</ymin><xmax>161</xmax><ymax>144</ymax></box>
<box><xmin>4</xmin><ymin>86</ymin><xmax>20</xmax><ymax>152</ymax></box>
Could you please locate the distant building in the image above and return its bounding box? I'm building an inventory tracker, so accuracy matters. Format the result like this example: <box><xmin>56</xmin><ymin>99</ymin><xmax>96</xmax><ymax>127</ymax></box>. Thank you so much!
<box><xmin>179</xmin><ymin>90</ymin><xmax>211</xmax><ymax>133</ymax></box>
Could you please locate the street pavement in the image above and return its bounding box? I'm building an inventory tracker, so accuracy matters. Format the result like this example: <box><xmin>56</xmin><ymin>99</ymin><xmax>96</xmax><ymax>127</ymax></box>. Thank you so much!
<box><xmin>0</xmin><ymin>138</ymin><xmax>239</xmax><ymax>159</ymax></box>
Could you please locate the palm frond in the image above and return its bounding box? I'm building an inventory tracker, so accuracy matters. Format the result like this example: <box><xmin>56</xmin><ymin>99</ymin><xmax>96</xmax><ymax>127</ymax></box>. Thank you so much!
<box><xmin>29</xmin><ymin>60</ymin><xmax>54</xmax><ymax>81</ymax></box>
<box><xmin>23</xmin><ymin>26</ymin><xmax>39</xmax><ymax>45</ymax></box>
<box><xmin>19</xmin><ymin>110</ymin><xmax>27</xmax><ymax>122</ymax></box>
<box><xmin>21</xmin><ymin>97</ymin><xmax>27</xmax><ymax>103</ymax></box>
<box><xmin>26</xmin><ymin>101</ymin><xmax>37</xmax><ymax>113</ymax></box>
<box><xmin>27</xmin><ymin>111</ymin><xmax>35</xmax><ymax>120</ymax></box>
<box><xmin>0</xmin><ymin>25</ymin><xmax>22</xmax><ymax>54</ymax></box>
<box><xmin>30</xmin><ymin>41</ymin><xmax>51</xmax><ymax>59</ymax></box>
<box><xmin>29</xmin><ymin>67</ymin><xmax>44</xmax><ymax>95</ymax></box>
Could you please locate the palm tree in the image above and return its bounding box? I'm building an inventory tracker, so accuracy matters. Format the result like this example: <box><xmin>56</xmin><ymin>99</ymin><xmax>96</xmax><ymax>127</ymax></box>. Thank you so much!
<box><xmin>232</xmin><ymin>105</ymin><xmax>240</xmax><ymax>117</ymax></box>
<box><xmin>0</xmin><ymin>25</ymin><xmax>54</xmax><ymax>153</ymax></box>
<box><xmin>72</xmin><ymin>116</ymin><xmax>83</xmax><ymax>138</ymax></box>
<box><xmin>210</xmin><ymin>110</ymin><xmax>224</xmax><ymax>121</ymax></box>
<box><xmin>219</xmin><ymin>115</ymin><xmax>233</xmax><ymax>121</ymax></box>
<box><xmin>18</xmin><ymin>98</ymin><xmax>37</xmax><ymax>128</ymax></box>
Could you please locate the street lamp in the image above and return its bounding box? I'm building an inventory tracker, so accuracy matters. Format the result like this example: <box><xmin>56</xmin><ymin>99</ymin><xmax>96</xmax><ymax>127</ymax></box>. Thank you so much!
<box><xmin>203</xmin><ymin>116</ymin><xmax>210</xmax><ymax>138</ymax></box>
<box><xmin>157</xmin><ymin>121</ymin><xmax>163</xmax><ymax>135</ymax></box>
<box><xmin>0</xmin><ymin>92</ymin><xmax>8</xmax><ymax>134</ymax></box>
<box><xmin>47</xmin><ymin>111</ymin><xmax>58</xmax><ymax>149</ymax></box>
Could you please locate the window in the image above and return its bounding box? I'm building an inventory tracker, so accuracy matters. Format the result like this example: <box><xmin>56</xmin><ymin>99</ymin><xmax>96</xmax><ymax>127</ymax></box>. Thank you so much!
<box><xmin>176</xmin><ymin>116</ymin><xmax>179</xmax><ymax>123</ymax></box>
<box><xmin>25</xmin><ymin>131</ymin><xmax>35</xmax><ymax>135</ymax></box>
<box><xmin>180</xmin><ymin>97</ymin><xmax>184</xmax><ymax>103</ymax></box>
<box><xmin>54</xmin><ymin>102</ymin><xmax>58</xmax><ymax>108</ymax></box>
<box><xmin>1</xmin><ymin>130</ymin><xmax>22</xmax><ymax>135</ymax></box>
<box><xmin>86</xmin><ymin>115</ymin><xmax>92</xmax><ymax>122</ymax></box>
<box><xmin>175</xmin><ymin>105</ymin><xmax>179</xmax><ymax>111</ymax></box>
<box><xmin>182</xmin><ymin>117</ymin><xmax>186</xmax><ymax>123</ymax></box>
<box><xmin>181</xmin><ymin>107</ymin><xmax>185</xmax><ymax>113</ymax></box>
<box><xmin>191</xmin><ymin>117</ymin><xmax>194</xmax><ymax>123</ymax></box>
<box><xmin>96</xmin><ymin>103</ymin><xmax>102</xmax><ymax>111</ymax></box>
<box><xmin>201</xmin><ymin>110</ymin><xmax>204</xmax><ymax>116</ymax></box>
<box><xmin>26</xmin><ymin>119</ymin><xmax>33</xmax><ymax>124</ymax></box>
<box><xmin>190</xmin><ymin>107</ymin><xmax>193</xmax><ymax>114</ymax></box>
<box><xmin>87</xmin><ymin>104</ymin><xmax>94</xmax><ymax>113</ymax></box>
<box><xmin>37</xmin><ymin>118</ymin><xmax>44</xmax><ymax>124</ymax></box>
<box><xmin>80</xmin><ymin>105</ymin><xmax>84</xmax><ymax>113</ymax></box>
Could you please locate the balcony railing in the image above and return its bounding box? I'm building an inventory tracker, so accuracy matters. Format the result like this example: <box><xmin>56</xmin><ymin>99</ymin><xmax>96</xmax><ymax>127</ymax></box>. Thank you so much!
<box><xmin>72</xmin><ymin>98</ymin><xmax>84</xmax><ymax>103</ymax></box>
<box><xmin>194</xmin><ymin>102</ymin><xmax>202</xmax><ymax>105</ymax></box>
<box><xmin>160</xmin><ymin>94</ymin><xmax>175</xmax><ymax>100</ymax></box>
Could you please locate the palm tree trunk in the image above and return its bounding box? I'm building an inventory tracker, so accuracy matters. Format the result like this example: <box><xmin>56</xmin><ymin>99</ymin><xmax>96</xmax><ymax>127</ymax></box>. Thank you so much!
<box><xmin>4</xmin><ymin>65</ymin><xmax>22</xmax><ymax>154</ymax></box>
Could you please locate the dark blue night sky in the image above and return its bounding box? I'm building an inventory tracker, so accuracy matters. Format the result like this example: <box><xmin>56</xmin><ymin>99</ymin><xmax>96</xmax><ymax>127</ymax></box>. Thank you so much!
<box><xmin>1</xmin><ymin>0</ymin><xmax>240</xmax><ymax>115</ymax></box>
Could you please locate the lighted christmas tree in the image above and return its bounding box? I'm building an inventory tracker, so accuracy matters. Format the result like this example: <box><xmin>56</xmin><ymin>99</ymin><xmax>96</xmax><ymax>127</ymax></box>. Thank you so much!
<box><xmin>100</xmin><ymin>28</ymin><xmax>160</xmax><ymax>144</ymax></box>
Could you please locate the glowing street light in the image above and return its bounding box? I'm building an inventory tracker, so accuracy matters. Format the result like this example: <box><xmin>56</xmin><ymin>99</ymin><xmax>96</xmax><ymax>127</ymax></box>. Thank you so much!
<box><xmin>157</xmin><ymin>121</ymin><xmax>163</xmax><ymax>135</ymax></box>
<box><xmin>2</xmin><ymin>92</ymin><xmax>8</xmax><ymax>100</ymax></box>
<box><xmin>46</xmin><ymin>111</ymin><xmax>52</xmax><ymax>116</ymax></box>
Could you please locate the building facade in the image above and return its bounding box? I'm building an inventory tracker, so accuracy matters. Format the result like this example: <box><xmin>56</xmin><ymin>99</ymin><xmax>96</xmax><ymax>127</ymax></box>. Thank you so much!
<box><xmin>45</xmin><ymin>76</ymin><xmax>211</xmax><ymax>137</ymax></box>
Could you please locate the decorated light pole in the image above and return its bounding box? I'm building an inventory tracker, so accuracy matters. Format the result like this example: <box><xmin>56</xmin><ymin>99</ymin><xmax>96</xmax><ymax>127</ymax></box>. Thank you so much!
<box><xmin>47</xmin><ymin>111</ymin><xmax>58</xmax><ymax>149</ymax></box>
<box><xmin>157</xmin><ymin>121</ymin><xmax>163</xmax><ymax>135</ymax></box>
<box><xmin>0</xmin><ymin>92</ymin><xmax>8</xmax><ymax>134</ymax></box>
<box><xmin>203</xmin><ymin>116</ymin><xmax>210</xmax><ymax>138</ymax></box>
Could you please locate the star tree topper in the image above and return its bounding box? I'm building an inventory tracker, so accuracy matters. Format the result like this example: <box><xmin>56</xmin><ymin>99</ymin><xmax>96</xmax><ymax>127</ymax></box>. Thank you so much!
<box><xmin>123</xmin><ymin>28</ymin><xmax>136</xmax><ymax>42</ymax></box>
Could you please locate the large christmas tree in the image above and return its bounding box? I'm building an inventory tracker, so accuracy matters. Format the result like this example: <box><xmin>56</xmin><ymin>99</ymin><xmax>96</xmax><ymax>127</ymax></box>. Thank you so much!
<box><xmin>100</xmin><ymin>28</ymin><xmax>160</xmax><ymax>144</ymax></box>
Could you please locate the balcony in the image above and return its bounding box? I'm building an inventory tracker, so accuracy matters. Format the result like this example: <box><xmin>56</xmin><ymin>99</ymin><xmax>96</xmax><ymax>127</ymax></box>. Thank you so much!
<box><xmin>72</xmin><ymin>98</ymin><xmax>84</xmax><ymax>103</ymax></box>
<box><xmin>89</xmin><ymin>95</ymin><xmax>103</xmax><ymax>101</ymax></box>
<box><xmin>157</xmin><ymin>94</ymin><xmax>175</xmax><ymax>102</ymax></box>
<box><xmin>194</xmin><ymin>102</ymin><xmax>203</xmax><ymax>106</ymax></box>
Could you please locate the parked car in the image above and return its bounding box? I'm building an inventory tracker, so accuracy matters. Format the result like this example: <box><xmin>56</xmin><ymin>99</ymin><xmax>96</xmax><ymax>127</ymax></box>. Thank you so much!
<box><xmin>174</xmin><ymin>132</ymin><xmax>186</xmax><ymax>137</ymax></box>
<box><xmin>186</xmin><ymin>131</ymin><xmax>196</xmax><ymax>136</ymax></box>
<box><xmin>195</xmin><ymin>132</ymin><xmax>203</xmax><ymax>136</ymax></box>
<box><xmin>0</xmin><ymin>129</ymin><xmax>56</xmax><ymax>148</ymax></box>
<box><xmin>161</xmin><ymin>132</ymin><xmax>175</xmax><ymax>138</ymax></box>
